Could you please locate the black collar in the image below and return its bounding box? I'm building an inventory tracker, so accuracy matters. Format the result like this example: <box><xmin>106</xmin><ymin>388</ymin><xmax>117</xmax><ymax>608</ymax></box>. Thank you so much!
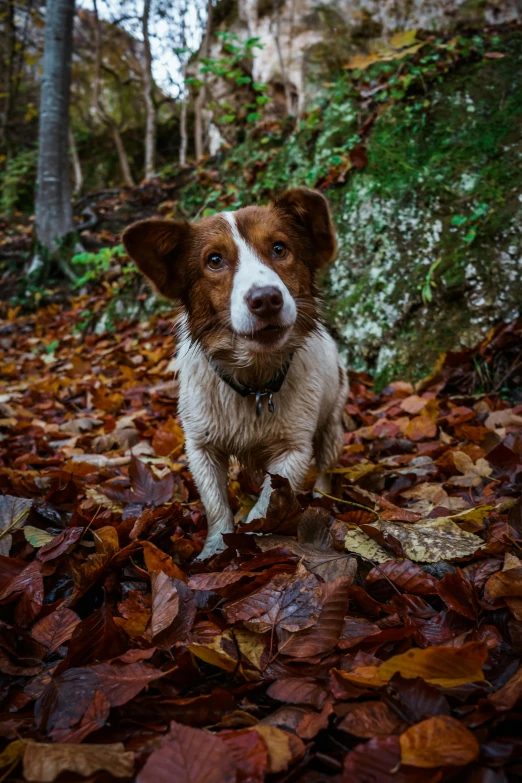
<box><xmin>208</xmin><ymin>354</ymin><xmax>294</xmax><ymax>417</ymax></box>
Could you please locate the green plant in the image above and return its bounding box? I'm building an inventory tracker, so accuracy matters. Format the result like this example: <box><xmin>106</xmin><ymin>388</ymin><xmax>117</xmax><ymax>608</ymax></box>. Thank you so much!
<box><xmin>419</xmin><ymin>257</ymin><xmax>443</xmax><ymax>304</ymax></box>
<box><xmin>71</xmin><ymin>245</ymin><xmax>128</xmax><ymax>288</ymax></box>
<box><xmin>188</xmin><ymin>32</ymin><xmax>270</xmax><ymax>126</ymax></box>
<box><xmin>0</xmin><ymin>149</ymin><xmax>38</xmax><ymax>213</ymax></box>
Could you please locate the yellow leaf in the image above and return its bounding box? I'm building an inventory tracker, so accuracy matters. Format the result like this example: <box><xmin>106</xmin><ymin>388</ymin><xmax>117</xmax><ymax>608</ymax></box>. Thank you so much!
<box><xmin>23</xmin><ymin>742</ymin><xmax>133</xmax><ymax>782</ymax></box>
<box><xmin>344</xmin><ymin>528</ymin><xmax>391</xmax><ymax>563</ymax></box>
<box><xmin>379</xmin><ymin>642</ymin><xmax>487</xmax><ymax>687</ymax></box>
<box><xmin>400</xmin><ymin>715</ymin><xmax>479</xmax><ymax>767</ymax></box>
<box><xmin>23</xmin><ymin>526</ymin><xmax>54</xmax><ymax>549</ymax></box>
<box><xmin>390</xmin><ymin>29</ymin><xmax>418</xmax><ymax>49</ymax></box>
<box><xmin>449</xmin><ymin>505</ymin><xmax>493</xmax><ymax>532</ymax></box>
<box><xmin>0</xmin><ymin>740</ymin><xmax>25</xmax><ymax>782</ymax></box>
<box><xmin>251</xmin><ymin>726</ymin><xmax>293</xmax><ymax>774</ymax></box>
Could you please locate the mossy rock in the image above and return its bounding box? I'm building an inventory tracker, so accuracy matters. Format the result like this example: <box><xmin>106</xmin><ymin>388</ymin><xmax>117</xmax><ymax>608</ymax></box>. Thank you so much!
<box><xmin>325</xmin><ymin>32</ymin><xmax>522</xmax><ymax>386</ymax></box>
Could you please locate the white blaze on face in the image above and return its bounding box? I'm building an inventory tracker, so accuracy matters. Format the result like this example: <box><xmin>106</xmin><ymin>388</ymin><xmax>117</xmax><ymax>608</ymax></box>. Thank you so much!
<box><xmin>223</xmin><ymin>211</ymin><xmax>297</xmax><ymax>335</ymax></box>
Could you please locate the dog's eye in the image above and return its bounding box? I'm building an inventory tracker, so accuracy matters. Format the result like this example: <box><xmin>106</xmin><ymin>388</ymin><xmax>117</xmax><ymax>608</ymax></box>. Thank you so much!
<box><xmin>207</xmin><ymin>253</ymin><xmax>225</xmax><ymax>270</ymax></box>
<box><xmin>272</xmin><ymin>242</ymin><xmax>286</xmax><ymax>258</ymax></box>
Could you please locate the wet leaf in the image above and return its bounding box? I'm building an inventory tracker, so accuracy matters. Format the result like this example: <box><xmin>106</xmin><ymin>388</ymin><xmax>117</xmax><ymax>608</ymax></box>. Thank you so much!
<box><xmin>23</xmin><ymin>742</ymin><xmax>134</xmax><ymax>782</ymax></box>
<box><xmin>340</xmin><ymin>700</ymin><xmax>405</xmax><ymax>738</ymax></box>
<box><xmin>223</xmin><ymin>564</ymin><xmax>322</xmax><ymax>633</ymax></box>
<box><xmin>31</xmin><ymin>608</ymin><xmax>81</xmax><ymax>654</ymax></box>
<box><xmin>400</xmin><ymin>715</ymin><xmax>480</xmax><ymax>767</ymax></box>
<box><xmin>150</xmin><ymin>570</ymin><xmax>180</xmax><ymax>637</ymax></box>
<box><xmin>136</xmin><ymin>721</ymin><xmax>236</xmax><ymax>783</ymax></box>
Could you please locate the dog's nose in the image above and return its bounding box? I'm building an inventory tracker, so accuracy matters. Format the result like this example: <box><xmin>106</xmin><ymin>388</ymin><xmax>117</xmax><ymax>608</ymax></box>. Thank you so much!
<box><xmin>246</xmin><ymin>286</ymin><xmax>283</xmax><ymax>318</ymax></box>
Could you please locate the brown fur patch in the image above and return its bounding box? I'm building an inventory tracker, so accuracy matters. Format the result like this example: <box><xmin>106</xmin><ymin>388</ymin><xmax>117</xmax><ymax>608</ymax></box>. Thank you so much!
<box><xmin>122</xmin><ymin>188</ymin><xmax>337</xmax><ymax>368</ymax></box>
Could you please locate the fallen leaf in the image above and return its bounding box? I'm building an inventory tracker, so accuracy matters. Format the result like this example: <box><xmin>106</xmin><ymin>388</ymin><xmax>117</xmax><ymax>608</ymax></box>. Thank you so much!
<box><xmin>136</xmin><ymin>721</ymin><xmax>236</xmax><ymax>783</ymax></box>
<box><xmin>255</xmin><ymin>508</ymin><xmax>357</xmax><ymax>582</ymax></box>
<box><xmin>399</xmin><ymin>715</ymin><xmax>479</xmax><ymax>767</ymax></box>
<box><xmin>223</xmin><ymin>564</ymin><xmax>322</xmax><ymax>634</ymax></box>
<box><xmin>379</xmin><ymin>642</ymin><xmax>487</xmax><ymax>687</ymax></box>
<box><xmin>279</xmin><ymin>575</ymin><xmax>351</xmax><ymax>657</ymax></box>
<box><xmin>488</xmin><ymin>664</ymin><xmax>522</xmax><ymax>710</ymax></box>
<box><xmin>366</xmin><ymin>559</ymin><xmax>438</xmax><ymax>594</ymax></box>
<box><xmin>23</xmin><ymin>742</ymin><xmax>134</xmax><ymax>782</ymax></box>
<box><xmin>150</xmin><ymin>570</ymin><xmax>180</xmax><ymax>637</ymax></box>
<box><xmin>31</xmin><ymin>608</ymin><xmax>81</xmax><ymax>654</ymax></box>
<box><xmin>450</xmin><ymin>452</ymin><xmax>493</xmax><ymax>487</ymax></box>
<box><xmin>340</xmin><ymin>700</ymin><xmax>405</xmax><ymax>738</ymax></box>
<box><xmin>0</xmin><ymin>495</ymin><xmax>32</xmax><ymax>555</ymax></box>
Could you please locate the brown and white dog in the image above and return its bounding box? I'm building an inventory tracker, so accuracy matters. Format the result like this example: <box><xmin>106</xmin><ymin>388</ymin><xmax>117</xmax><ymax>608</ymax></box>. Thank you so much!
<box><xmin>123</xmin><ymin>188</ymin><xmax>347</xmax><ymax>559</ymax></box>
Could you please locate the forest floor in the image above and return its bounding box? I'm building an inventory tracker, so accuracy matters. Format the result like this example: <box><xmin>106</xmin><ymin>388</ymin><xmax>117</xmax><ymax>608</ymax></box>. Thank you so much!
<box><xmin>0</xmin><ymin>285</ymin><xmax>522</xmax><ymax>782</ymax></box>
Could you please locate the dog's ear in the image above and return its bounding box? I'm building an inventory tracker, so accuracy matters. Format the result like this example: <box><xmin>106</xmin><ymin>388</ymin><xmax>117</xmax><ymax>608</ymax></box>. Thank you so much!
<box><xmin>273</xmin><ymin>188</ymin><xmax>337</xmax><ymax>268</ymax></box>
<box><xmin>122</xmin><ymin>219</ymin><xmax>190</xmax><ymax>300</ymax></box>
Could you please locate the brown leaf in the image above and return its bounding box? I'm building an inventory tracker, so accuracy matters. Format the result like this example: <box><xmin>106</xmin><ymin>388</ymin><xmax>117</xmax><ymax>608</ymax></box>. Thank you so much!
<box><xmin>31</xmin><ymin>608</ymin><xmax>81</xmax><ymax>654</ymax></box>
<box><xmin>280</xmin><ymin>575</ymin><xmax>351</xmax><ymax>658</ymax></box>
<box><xmin>142</xmin><ymin>540</ymin><xmax>187</xmax><ymax>581</ymax></box>
<box><xmin>338</xmin><ymin>616</ymin><xmax>381</xmax><ymax>648</ymax></box>
<box><xmin>57</xmin><ymin>603</ymin><xmax>127</xmax><ymax>671</ymax></box>
<box><xmin>399</xmin><ymin>715</ymin><xmax>480</xmax><ymax>767</ymax></box>
<box><xmin>485</xmin><ymin>566</ymin><xmax>522</xmax><ymax>600</ymax></box>
<box><xmin>437</xmin><ymin>569</ymin><xmax>479</xmax><ymax>619</ymax></box>
<box><xmin>339</xmin><ymin>701</ymin><xmax>405</xmax><ymax>738</ymax></box>
<box><xmin>449</xmin><ymin>452</ymin><xmax>493</xmax><ymax>487</ymax></box>
<box><xmin>238</xmin><ymin>474</ymin><xmax>302</xmax><ymax>534</ymax></box>
<box><xmin>267</xmin><ymin>678</ymin><xmax>329</xmax><ymax>709</ymax></box>
<box><xmin>23</xmin><ymin>742</ymin><xmax>134</xmax><ymax>782</ymax></box>
<box><xmin>150</xmin><ymin>577</ymin><xmax>197</xmax><ymax>648</ymax></box>
<box><xmin>89</xmin><ymin>660</ymin><xmax>166</xmax><ymax>706</ymax></box>
<box><xmin>296</xmin><ymin>700</ymin><xmax>333</xmax><ymax>739</ymax></box>
<box><xmin>223</xmin><ymin>564</ymin><xmax>322</xmax><ymax>633</ymax></box>
<box><xmin>150</xmin><ymin>571</ymin><xmax>180</xmax><ymax>638</ymax></box>
<box><xmin>256</xmin><ymin>508</ymin><xmax>358</xmax><ymax>582</ymax></box>
<box><xmin>188</xmin><ymin>570</ymin><xmax>256</xmax><ymax>591</ymax></box>
<box><xmin>219</xmin><ymin>728</ymin><xmax>268</xmax><ymax>783</ymax></box>
<box><xmin>37</xmin><ymin>526</ymin><xmax>83</xmax><ymax>563</ymax></box>
<box><xmin>35</xmin><ymin>668</ymin><xmax>100</xmax><ymax>738</ymax></box>
<box><xmin>366</xmin><ymin>560</ymin><xmax>438</xmax><ymax>595</ymax></box>
<box><xmin>385</xmin><ymin>674</ymin><xmax>450</xmax><ymax>723</ymax></box>
<box><xmin>404</xmin><ymin>415</ymin><xmax>437</xmax><ymax>441</ymax></box>
<box><xmin>136</xmin><ymin>721</ymin><xmax>236</xmax><ymax>783</ymax></box>
<box><xmin>488</xmin><ymin>664</ymin><xmax>522</xmax><ymax>711</ymax></box>
<box><xmin>103</xmin><ymin>456</ymin><xmax>174</xmax><ymax>506</ymax></box>
<box><xmin>343</xmin><ymin>735</ymin><xmax>438</xmax><ymax>783</ymax></box>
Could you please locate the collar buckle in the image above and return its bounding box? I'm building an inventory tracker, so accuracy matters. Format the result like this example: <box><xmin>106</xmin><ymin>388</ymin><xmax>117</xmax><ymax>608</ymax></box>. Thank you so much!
<box><xmin>256</xmin><ymin>390</ymin><xmax>276</xmax><ymax>417</ymax></box>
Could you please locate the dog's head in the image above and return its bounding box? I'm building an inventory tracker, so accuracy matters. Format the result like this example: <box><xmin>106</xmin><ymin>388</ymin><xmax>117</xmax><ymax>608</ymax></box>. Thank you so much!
<box><xmin>122</xmin><ymin>188</ymin><xmax>337</xmax><ymax>359</ymax></box>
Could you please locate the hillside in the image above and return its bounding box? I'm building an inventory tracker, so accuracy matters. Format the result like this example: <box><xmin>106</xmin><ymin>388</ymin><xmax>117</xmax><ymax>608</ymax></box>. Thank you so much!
<box><xmin>3</xmin><ymin>23</ymin><xmax>522</xmax><ymax>386</ymax></box>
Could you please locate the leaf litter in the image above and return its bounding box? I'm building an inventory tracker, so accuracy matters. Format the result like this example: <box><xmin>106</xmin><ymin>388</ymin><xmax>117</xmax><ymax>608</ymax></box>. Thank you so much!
<box><xmin>0</xmin><ymin>296</ymin><xmax>521</xmax><ymax>781</ymax></box>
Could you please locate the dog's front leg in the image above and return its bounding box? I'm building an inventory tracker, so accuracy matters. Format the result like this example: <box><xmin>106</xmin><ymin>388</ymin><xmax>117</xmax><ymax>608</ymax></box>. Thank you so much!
<box><xmin>186</xmin><ymin>440</ymin><xmax>234</xmax><ymax>559</ymax></box>
<box><xmin>245</xmin><ymin>445</ymin><xmax>312</xmax><ymax>523</ymax></box>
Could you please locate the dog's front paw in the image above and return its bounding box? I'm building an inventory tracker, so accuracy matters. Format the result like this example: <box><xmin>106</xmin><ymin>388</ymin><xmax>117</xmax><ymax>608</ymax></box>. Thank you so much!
<box><xmin>313</xmin><ymin>471</ymin><xmax>332</xmax><ymax>498</ymax></box>
<box><xmin>245</xmin><ymin>499</ymin><xmax>268</xmax><ymax>525</ymax></box>
<box><xmin>195</xmin><ymin>524</ymin><xmax>233</xmax><ymax>561</ymax></box>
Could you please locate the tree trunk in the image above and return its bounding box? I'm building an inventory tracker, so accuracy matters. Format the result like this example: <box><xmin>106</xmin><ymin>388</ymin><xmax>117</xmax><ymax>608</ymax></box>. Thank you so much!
<box><xmin>0</xmin><ymin>0</ymin><xmax>16</xmax><ymax>145</ymax></box>
<box><xmin>194</xmin><ymin>0</ymin><xmax>213</xmax><ymax>161</ymax></box>
<box><xmin>180</xmin><ymin>87</ymin><xmax>188</xmax><ymax>166</ymax></box>
<box><xmin>273</xmin><ymin>2</ymin><xmax>292</xmax><ymax>116</ymax></box>
<box><xmin>111</xmin><ymin>123</ymin><xmax>135</xmax><ymax>187</ymax></box>
<box><xmin>92</xmin><ymin>0</ymin><xmax>101</xmax><ymax>115</ymax></box>
<box><xmin>68</xmin><ymin>126</ymin><xmax>83</xmax><ymax>195</ymax></box>
<box><xmin>35</xmin><ymin>0</ymin><xmax>75</xmax><ymax>254</ymax></box>
<box><xmin>142</xmin><ymin>0</ymin><xmax>156</xmax><ymax>180</ymax></box>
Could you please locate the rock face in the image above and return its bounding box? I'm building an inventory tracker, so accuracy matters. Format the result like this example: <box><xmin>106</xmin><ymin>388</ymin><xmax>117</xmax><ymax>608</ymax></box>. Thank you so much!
<box><xmin>218</xmin><ymin>0</ymin><xmax>521</xmax><ymax>114</ymax></box>
<box><xmin>186</xmin><ymin>6</ymin><xmax>522</xmax><ymax>386</ymax></box>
